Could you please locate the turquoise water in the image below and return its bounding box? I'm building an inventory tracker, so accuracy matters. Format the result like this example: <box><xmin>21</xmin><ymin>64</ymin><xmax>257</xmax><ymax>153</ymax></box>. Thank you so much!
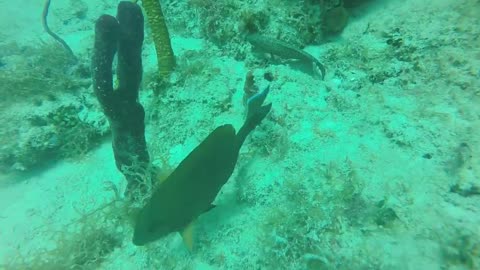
<box><xmin>0</xmin><ymin>0</ymin><xmax>479</xmax><ymax>269</ymax></box>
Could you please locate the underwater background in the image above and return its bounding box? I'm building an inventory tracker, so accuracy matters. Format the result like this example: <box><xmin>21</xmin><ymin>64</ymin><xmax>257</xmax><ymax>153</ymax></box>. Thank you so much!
<box><xmin>0</xmin><ymin>0</ymin><xmax>479</xmax><ymax>269</ymax></box>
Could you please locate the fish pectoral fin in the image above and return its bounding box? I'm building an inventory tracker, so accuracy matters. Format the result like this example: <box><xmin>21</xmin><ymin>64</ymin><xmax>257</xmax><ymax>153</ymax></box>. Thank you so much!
<box><xmin>180</xmin><ymin>205</ymin><xmax>216</xmax><ymax>250</ymax></box>
<box><xmin>180</xmin><ymin>221</ymin><xmax>196</xmax><ymax>251</ymax></box>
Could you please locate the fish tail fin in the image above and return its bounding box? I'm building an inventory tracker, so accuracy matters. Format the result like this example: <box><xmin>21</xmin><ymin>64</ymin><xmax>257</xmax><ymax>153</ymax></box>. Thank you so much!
<box><xmin>236</xmin><ymin>86</ymin><xmax>272</xmax><ymax>148</ymax></box>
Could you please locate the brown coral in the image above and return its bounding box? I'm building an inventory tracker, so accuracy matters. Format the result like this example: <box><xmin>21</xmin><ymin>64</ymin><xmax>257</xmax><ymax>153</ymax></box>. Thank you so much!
<box><xmin>323</xmin><ymin>5</ymin><xmax>349</xmax><ymax>34</ymax></box>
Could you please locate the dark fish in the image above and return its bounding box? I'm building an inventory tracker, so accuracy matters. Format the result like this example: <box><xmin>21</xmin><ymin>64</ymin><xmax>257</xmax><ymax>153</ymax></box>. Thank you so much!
<box><xmin>133</xmin><ymin>86</ymin><xmax>272</xmax><ymax>246</ymax></box>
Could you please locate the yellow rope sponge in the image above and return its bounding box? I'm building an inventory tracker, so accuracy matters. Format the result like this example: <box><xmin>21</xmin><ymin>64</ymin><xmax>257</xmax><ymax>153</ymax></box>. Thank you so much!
<box><xmin>141</xmin><ymin>0</ymin><xmax>175</xmax><ymax>79</ymax></box>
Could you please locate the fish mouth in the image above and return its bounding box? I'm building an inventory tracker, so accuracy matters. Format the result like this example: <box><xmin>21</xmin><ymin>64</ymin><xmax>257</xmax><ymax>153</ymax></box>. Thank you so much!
<box><xmin>132</xmin><ymin>226</ymin><xmax>151</xmax><ymax>246</ymax></box>
<box><xmin>132</xmin><ymin>224</ymin><xmax>168</xmax><ymax>246</ymax></box>
<box><xmin>132</xmin><ymin>233</ymin><xmax>148</xmax><ymax>246</ymax></box>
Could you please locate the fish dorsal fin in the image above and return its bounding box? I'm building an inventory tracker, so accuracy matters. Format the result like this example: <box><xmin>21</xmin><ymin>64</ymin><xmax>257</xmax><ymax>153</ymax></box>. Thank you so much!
<box><xmin>180</xmin><ymin>221</ymin><xmax>195</xmax><ymax>251</ymax></box>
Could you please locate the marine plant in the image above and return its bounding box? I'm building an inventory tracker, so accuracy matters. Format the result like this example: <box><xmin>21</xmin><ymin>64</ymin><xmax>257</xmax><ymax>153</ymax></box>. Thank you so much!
<box><xmin>4</xmin><ymin>201</ymin><xmax>128</xmax><ymax>270</ymax></box>
<box><xmin>0</xmin><ymin>41</ymin><xmax>99</xmax><ymax>173</ymax></box>
<box><xmin>0</xmin><ymin>42</ymin><xmax>87</xmax><ymax>106</ymax></box>
<box><xmin>257</xmin><ymin>158</ymin><xmax>388</xmax><ymax>269</ymax></box>
<box><xmin>0</xmin><ymin>92</ymin><xmax>108</xmax><ymax>174</ymax></box>
<box><xmin>440</xmin><ymin>228</ymin><xmax>480</xmax><ymax>269</ymax></box>
<box><xmin>47</xmin><ymin>105</ymin><xmax>103</xmax><ymax>159</ymax></box>
<box><xmin>188</xmin><ymin>0</ymin><xmax>344</xmax><ymax>57</ymax></box>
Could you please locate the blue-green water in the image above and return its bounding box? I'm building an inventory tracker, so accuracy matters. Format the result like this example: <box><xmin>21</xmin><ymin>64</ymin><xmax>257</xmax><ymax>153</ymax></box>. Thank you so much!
<box><xmin>0</xmin><ymin>0</ymin><xmax>479</xmax><ymax>269</ymax></box>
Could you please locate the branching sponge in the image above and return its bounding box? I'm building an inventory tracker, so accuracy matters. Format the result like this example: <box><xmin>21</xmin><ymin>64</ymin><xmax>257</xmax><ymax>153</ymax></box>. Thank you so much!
<box><xmin>92</xmin><ymin>1</ymin><xmax>149</xmax><ymax>197</ymax></box>
<box><xmin>140</xmin><ymin>0</ymin><xmax>176</xmax><ymax>80</ymax></box>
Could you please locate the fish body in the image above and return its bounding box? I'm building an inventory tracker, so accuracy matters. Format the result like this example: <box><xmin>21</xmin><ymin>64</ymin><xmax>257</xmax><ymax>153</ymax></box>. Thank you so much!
<box><xmin>133</xmin><ymin>125</ymin><xmax>237</xmax><ymax>245</ymax></box>
<box><xmin>133</xmin><ymin>87</ymin><xmax>272</xmax><ymax>246</ymax></box>
<box><xmin>247</xmin><ymin>34</ymin><xmax>326</xmax><ymax>80</ymax></box>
